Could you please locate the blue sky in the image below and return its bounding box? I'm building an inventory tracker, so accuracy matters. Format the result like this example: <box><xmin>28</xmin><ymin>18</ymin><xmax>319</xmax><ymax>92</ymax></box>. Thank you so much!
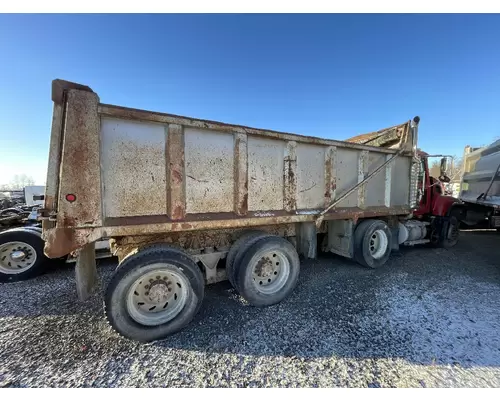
<box><xmin>1</xmin><ymin>14</ymin><xmax>499</xmax><ymax>185</ymax></box>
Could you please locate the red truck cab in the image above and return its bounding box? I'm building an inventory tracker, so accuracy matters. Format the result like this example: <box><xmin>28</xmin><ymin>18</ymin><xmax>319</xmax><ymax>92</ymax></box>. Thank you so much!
<box><xmin>413</xmin><ymin>150</ymin><xmax>461</xmax><ymax>247</ymax></box>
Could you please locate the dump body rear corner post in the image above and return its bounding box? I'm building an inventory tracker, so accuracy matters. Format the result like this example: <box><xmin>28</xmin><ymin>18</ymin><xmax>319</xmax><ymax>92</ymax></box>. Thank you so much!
<box><xmin>75</xmin><ymin>242</ymin><xmax>98</xmax><ymax>301</ymax></box>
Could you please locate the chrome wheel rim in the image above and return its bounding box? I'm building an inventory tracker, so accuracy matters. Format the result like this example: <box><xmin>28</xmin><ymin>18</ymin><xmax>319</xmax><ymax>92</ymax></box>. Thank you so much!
<box><xmin>369</xmin><ymin>230</ymin><xmax>388</xmax><ymax>259</ymax></box>
<box><xmin>0</xmin><ymin>241</ymin><xmax>37</xmax><ymax>274</ymax></box>
<box><xmin>251</xmin><ymin>250</ymin><xmax>290</xmax><ymax>294</ymax></box>
<box><xmin>126</xmin><ymin>265</ymin><xmax>189</xmax><ymax>326</ymax></box>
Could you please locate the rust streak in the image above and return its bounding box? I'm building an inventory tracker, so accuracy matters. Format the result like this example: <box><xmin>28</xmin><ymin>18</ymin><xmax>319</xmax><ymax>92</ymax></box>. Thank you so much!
<box><xmin>234</xmin><ymin>132</ymin><xmax>248</xmax><ymax>216</ymax></box>
<box><xmin>173</xmin><ymin>170</ymin><xmax>184</xmax><ymax>184</ymax></box>
<box><xmin>172</xmin><ymin>205</ymin><xmax>185</xmax><ymax>221</ymax></box>
<box><xmin>43</xmin><ymin>227</ymin><xmax>76</xmax><ymax>258</ymax></box>
<box><xmin>166</xmin><ymin>124</ymin><xmax>186</xmax><ymax>220</ymax></box>
<box><xmin>283</xmin><ymin>141</ymin><xmax>297</xmax><ymax>212</ymax></box>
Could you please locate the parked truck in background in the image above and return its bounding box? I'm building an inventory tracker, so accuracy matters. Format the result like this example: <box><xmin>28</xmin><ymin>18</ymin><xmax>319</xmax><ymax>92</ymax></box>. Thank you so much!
<box><xmin>0</xmin><ymin>186</ymin><xmax>47</xmax><ymax>282</ymax></box>
<box><xmin>459</xmin><ymin>142</ymin><xmax>500</xmax><ymax>230</ymax></box>
<box><xmin>20</xmin><ymin>80</ymin><xmax>461</xmax><ymax>342</ymax></box>
<box><xmin>0</xmin><ymin>184</ymin><xmax>111</xmax><ymax>282</ymax></box>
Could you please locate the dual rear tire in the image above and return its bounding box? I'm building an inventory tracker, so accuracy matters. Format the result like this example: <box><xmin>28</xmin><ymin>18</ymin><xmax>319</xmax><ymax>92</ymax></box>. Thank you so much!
<box><xmin>227</xmin><ymin>232</ymin><xmax>300</xmax><ymax>307</ymax></box>
<box><xmin>104</xmin><ymin>221</ymin><xmax>395</xmax><ymax>342</ymax></box>
<box><xmin>105</xmin><ymin>234</ymin><xmax>301</xmax><ymax>342</ymax></box>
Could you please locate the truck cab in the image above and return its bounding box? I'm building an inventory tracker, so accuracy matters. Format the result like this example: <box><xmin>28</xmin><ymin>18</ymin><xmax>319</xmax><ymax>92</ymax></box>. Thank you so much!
<box><xmin>346</xmin><ymin>131</ymin><xmax>461</xmax><ymax>248</ymax></box>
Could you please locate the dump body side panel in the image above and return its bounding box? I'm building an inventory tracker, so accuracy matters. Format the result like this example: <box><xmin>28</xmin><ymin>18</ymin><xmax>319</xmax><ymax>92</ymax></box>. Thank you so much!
<box><xmin>101</xmin><ymin>118</ymin><xmax>167</xmax><ymax>218</ymax></box>
<box><xmin>247</xmin><ymin>136</ymin><xmax>285</xmax><ymax>211</ymax></box>
<box><xmin>42</xmin><ymin>81</ymin><xmax>416</xmax><ymax>258</ymax></box>
<box><xmin>185</xmin><ymin>128</ymin><xmax>235</xmax><ymax>214</ymax></box>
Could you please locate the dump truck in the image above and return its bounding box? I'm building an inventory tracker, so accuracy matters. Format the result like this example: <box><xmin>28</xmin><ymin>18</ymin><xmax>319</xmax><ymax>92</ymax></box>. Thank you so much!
<box><xmin>28</xmin><ymin>80</ymin><xmax>460</xmax><ymax>342</ymax></box>
<box><xmin>459</xmin><ymin>142</ymin><xmax>500</xmax><ymax>229</ymax></box>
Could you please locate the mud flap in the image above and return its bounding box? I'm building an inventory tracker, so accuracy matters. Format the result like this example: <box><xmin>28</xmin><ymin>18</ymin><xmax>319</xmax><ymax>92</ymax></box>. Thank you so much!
<box><xmin>390</xmin><ymin>224</ymin><xmax>402</xmax><ymax>255</ymax></box>
<box><xmin>296</xmin><ymin>222</ymin><xmax>317</xmax><ymax>259</ymax></box>
<box><xmin>75</xmin><ymin>242</ymin><xmax>97</xmax><ymax>301</ymax></box>
<box><xmin>326</xmin><ymin>219</ymin><xmax>353</xmax><ymax>258</ymax></box>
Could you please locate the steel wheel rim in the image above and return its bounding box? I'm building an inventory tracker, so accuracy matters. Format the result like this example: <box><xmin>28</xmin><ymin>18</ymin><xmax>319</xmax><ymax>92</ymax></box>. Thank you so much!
<box><xmin>369</xmin><ymin>230</ymin><xmax>388</xmax><ymax>259</ymax></box>
<box><xmin>126</xmin><ymin>265</ymin><xmax>189</xmax><ymax>326</ymax></box>
<box><xmin>0</xmin><ymin>241</ymin><xmax>37</xmax><ymax>274</ymax></box>
<box><xmin>251</xmin><ymin>250</ymin><xmax>290</xmax><ymax>294</ymax></box>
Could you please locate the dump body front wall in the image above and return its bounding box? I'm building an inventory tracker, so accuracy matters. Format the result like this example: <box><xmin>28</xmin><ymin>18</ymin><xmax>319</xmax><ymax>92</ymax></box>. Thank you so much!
<box><xmin>44</xmin><ymin>84</ymin><xmax>415</xmax><ymax>257</ymax></box>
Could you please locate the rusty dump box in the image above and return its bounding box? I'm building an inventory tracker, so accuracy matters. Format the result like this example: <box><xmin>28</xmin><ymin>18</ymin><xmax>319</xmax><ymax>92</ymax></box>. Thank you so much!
<box><xmin>42</xmin><ymin>80</ymin><xmax>417</xmax><ymax>260</ymax></box>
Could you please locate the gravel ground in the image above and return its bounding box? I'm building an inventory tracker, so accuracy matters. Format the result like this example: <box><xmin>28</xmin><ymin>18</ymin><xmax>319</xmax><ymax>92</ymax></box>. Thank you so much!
<box><xmin>1</xmin><ymin>230</ymin><xmax>500</xmax><ymax>387</ymax></box>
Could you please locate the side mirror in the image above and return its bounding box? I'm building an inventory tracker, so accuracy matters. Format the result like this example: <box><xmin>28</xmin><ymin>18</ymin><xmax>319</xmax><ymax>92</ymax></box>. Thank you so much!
<box><xmin>440</xmin><ymin>157</ymin><xmax>448</xmax><ymax>175</ymax></box>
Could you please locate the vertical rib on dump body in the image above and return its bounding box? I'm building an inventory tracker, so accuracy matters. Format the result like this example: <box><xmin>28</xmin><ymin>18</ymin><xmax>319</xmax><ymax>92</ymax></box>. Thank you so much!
<box><xmin>42</xmin><ymin>79</ymin><xmax>416</xmax><ymax>258</ymax></box>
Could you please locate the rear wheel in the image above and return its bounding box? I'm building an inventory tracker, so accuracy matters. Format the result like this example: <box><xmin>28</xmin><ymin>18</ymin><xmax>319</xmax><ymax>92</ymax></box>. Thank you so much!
<box><xmin>0</xmin><ymin>229</ymin><xmax>47</xmax><ymax>282</ymax></box>
<box><xmin>105</xmin><ymin>246</ymin><xmax>204</xmax><ymax>342</ymax></box>
<box><xmin>233</xmin><ymin>236</ymin><xmax>300</xmax><ymax>307</ymax></box>
<box><xmin>353</xmin><ymin>219</ymin><xmax>392</xmax><ymax>268</ymax></box>
<box><xmin>226</xmin><ymin>230</ymin><xmax>272</xmax><ymax>290</ymax></box>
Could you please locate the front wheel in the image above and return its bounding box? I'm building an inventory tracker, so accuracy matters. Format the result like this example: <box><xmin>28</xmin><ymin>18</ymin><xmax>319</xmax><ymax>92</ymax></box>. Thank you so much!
<box><xmin>105</xmin><ymin>246</ymin><xmax>204</xmax><ymax>342</ymax></box>
<box><xmin>437</xmin><ymin>216</ymin><xmax>459</xmax><ymax>249</ymax></box>
<box><xmin>353</xmin><ymin>219</ymin><xmax>393</xmax><ymax>268</ymax></box>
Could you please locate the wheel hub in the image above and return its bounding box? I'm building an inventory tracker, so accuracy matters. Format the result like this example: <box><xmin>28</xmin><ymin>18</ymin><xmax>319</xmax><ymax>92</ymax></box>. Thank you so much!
<box><xmin>255</xmin><ymin>257</ymin><xmax>275</xmax><ymax>278</ymax></box>
<box><xmin>147</xmin><ymin>280</ymin><xmax>172</xmax><ymax>303</ymax></box>
<box><xmin>126</xmin><ymin>266</ymin><xmax>189</xmax><ymax>326</ymax></box>
<box><xmin>251</xmin><ymin>251</ymin><xmax>290</xmax><ymax>293</ymax></box>
<box><xmin>368</xmin><ymin>229</ymin><xmax>388</xmax><ymax>259</ymax></box>
<box><xmin>10</xmin><ymin>250</ymin><xmax>27</xmax><ymax>262</ymax></box>
<box><xmin>0</xmin><ymin>241</ymin><xmax>37</xmax><ymax>274</ymax></box>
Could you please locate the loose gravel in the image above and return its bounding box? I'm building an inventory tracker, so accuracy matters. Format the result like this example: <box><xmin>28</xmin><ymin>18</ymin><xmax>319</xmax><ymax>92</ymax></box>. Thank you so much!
<box><xmin>1</xmin><ymin>230</ymin><xmax>500</xmax><ymax>387</ymax></box>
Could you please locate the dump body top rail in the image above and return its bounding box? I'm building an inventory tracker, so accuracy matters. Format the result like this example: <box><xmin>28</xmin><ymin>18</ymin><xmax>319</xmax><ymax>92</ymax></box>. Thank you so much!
<box><xmin>42</xmin><ymin>80</ymin><xmax>417</xmax><ymax>257</ymax></box>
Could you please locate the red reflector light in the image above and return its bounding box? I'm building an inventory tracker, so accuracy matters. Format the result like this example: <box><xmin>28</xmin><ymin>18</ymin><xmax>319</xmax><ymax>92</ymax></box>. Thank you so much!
<box><xmin>65</xmin><ymin>194</ymin><xmax>76</xmax><ymax>202</ymax></box>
